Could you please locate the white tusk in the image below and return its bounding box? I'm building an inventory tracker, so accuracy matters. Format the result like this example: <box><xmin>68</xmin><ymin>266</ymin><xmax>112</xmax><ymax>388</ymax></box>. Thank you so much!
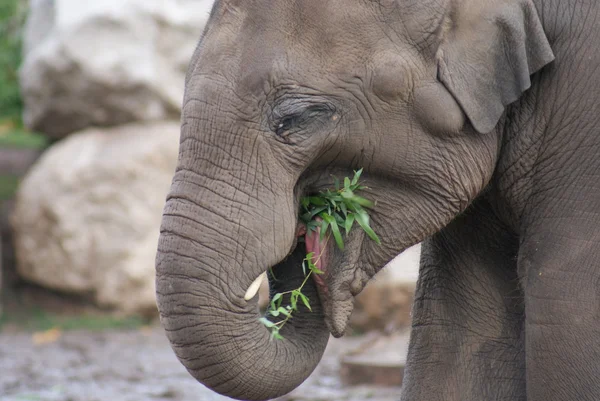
<box><xmin>244</xmin><ymin>272</ymin><xmax>266</xmax><ymax>301</ymax></box>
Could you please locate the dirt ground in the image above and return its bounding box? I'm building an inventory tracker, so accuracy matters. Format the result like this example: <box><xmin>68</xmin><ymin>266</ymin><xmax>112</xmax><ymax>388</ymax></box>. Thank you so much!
<box><xmin>0</xmin><ymin>326</ymin><xmax>403</xmax><ymax>401</ymax></box>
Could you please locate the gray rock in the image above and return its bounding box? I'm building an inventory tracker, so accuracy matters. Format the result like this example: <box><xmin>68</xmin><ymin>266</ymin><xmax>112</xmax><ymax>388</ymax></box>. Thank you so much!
<box><xmin>11</xmin><ymin>121</ymin><xmax>180</xmax><ymax>314</ymax></box>
<box><xmin>20</xmin><ymin>0</ymin><xmax>214</xmax><ymax>138</ymax></box>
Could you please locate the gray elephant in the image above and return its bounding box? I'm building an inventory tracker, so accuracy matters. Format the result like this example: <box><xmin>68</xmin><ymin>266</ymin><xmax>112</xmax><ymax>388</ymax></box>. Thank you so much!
<box><xmin>155</xmin><ymin>0</ymin><xmax>600</xmax><ymax>400</ymax></box>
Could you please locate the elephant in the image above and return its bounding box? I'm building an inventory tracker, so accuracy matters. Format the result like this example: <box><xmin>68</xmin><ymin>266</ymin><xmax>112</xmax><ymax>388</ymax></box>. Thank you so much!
<box><xmin>155</xmin><ymin>0</ymin><xmax>600</xmax><ymax>400</ymax></box>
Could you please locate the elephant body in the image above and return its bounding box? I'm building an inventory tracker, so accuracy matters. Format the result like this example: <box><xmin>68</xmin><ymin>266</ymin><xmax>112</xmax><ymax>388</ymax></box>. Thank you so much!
<box><xmin>156</xmin><ymin>0</ymin><xmax>600</xmax><ymax>400</ymax></box>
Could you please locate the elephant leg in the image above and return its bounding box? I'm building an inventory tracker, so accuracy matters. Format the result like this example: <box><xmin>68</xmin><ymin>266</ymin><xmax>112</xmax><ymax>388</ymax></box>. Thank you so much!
<box><xmin>401</xmin><ymin>197</ymin><xmax>525</xmax><ymax>401</ymax></box>
<box><xmin>520</xmin><ymin>223</ymin><xmax>600</xmax><ymax>400</ymax></box>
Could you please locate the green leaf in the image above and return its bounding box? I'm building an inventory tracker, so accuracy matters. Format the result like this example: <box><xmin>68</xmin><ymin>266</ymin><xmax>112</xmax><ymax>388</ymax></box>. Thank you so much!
<box><xmin>344</xmin><ymin>213</ymin><xmax>355</xmax><ymax>234</ymax></box>
<box><xmin>309</xmin><ymin>262</ymin><xmax>324</xmax><ymax>274</ymax></box>
<box><xmin>270</xmin><ymin>293</ymin><xmax>283</xmax><ymax>310</ymax></box>
<box><xmin>303</xmin><ymin>253</ymin><xmax>316</xmax><ymax>276</ymax></box>
<box><xmin>310</xmin><ymin>262</ymin><xmax>319</xmax><ymax>272</ymax></box>
<box><xmin>333</xmin><ymin>212</ymin><xmax>345</xmax><ymax>226</ymax></box>
<box><xmin>333</xmin><ymin>176</ymin><xmax>340</xmax><ymax>190</ymax></box>
<box><xmin>300</xmin><ymin>212</ymin><xmax>313</xmax><ymax>224</ymax></box>
<box><xmin>306</xmin><ymin>253</ymin><xmax>317</xmax><ymax>270</ymax></box>
<box><xmin>341</xmin><ymin>188</ymin><xmax>354</xmax><ymax>199</ymax></box>
<box><xmin>309</xmin><ymin>205</ymin><xmax>328</xmax><ymax>219</ymax></box>
<box><xmin>330</xmin><ymin>218</ymin><xmax>344</xmax><ymax>250</ymax></box>
<box><xmin>340</xmin><ymin>201</ymin><xmax>347</xmax><ymax>217</ymax></box>
<box><xmin>291</xmin><ymin>290</ymin><xmax>300</xmax><ymax>310</ymax></box>
<box><xmin>355</xmin><ymin>210</ymin><xmax>381</xmax><ymax>244</ymax></box>
<box><xmin>259</xmin><ymin>317</ymin><xmax>276</xmax><ymax>328</ymax></box>
<box><xmin>321</xmin><ymin>213</ymin><xmax>334</xmax><ymax>223</ymax></box>
<box><xmin>271</xmin><ymin>330</ymin><xmax>284</xmax><ymax>341</ymax></box>
<box><xmin>352</xmin><ymin>195</ymin><xmax>375</xmax><ymax>208</ymax></box>
<box><xmin>277</xmin><ymin>307</ymin><xmax>291</xmax><ymax>317</ymax></box>
<box><xmin>343</xmin><ymin>198</ymin><xmax>358</xmax><ymax>213</ymax></box>
<box><xmin>344</xmin><ymin>177</ymin><xmax>351</xmax><ymax>189</ymax></box>
<box><xmin>351</xmin><ymin>168</ymin><xmax>363</xmax><ymax>186</ymax></box>
<box><xmin>308</xmin><ymin>196</ymin><xmax>327</xmax><ymax>206</ymax></box>
<box><xmin>327</xmin><ymin>193</ymin><xmax>343</xmax><ymax>203</ymax></box>
<box><xmin>298</xmin><ymin>293</ymin><xmax>312</xmax><ymax>311</ymax></box>
<box><xmin>309</xmin><ymin>263</ymin><xmax>319</xmax><ymax>274</ymax></box>
<box><xmin>319</xmin><ymin>217</ymin><xmax>330</xmax><ymax>241</ymax></box>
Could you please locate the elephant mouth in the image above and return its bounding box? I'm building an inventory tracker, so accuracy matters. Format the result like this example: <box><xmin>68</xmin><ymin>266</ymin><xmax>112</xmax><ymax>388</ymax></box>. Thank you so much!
<box><xmin>243</xmin><ymin>220</ymin><xmax>352</xmax><ymax>337</ymax></box>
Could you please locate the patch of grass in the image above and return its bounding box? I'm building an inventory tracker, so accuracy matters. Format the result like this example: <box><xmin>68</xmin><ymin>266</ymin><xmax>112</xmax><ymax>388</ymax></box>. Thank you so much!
<box><xmin>0</xmin><ymin>0</ymin><xmax>26</xmax><ymax>122</ymax></box>
<box><xmin>0</xmin><ymin>0</ymin><xmax>48</xmax><ymax>150</ymax></box>
<box><xmin>0</xmin><ymin>307</ymin><xmax>151</xmax><ymax>332</ymax></box>
<box><xmin>0</xmin><ymin>174</ymin><xmax>20</xmax><ymax>201</ymax></box>
<box><xmin>0</xmin><ymin>123</ymin><xmax>48</xmax><ymax>149</ymax></box>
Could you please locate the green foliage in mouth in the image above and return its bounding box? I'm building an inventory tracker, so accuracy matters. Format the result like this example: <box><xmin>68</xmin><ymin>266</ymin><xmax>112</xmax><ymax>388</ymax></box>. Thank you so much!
<box><xmin>260</xmin><ymin>169</ymin><xmax>380</xmax><ymax>340</ymax></box>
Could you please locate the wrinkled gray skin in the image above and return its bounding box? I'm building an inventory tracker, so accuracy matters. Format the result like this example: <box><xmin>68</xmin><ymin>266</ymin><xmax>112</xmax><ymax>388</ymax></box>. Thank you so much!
<box><xmin>156</xmin><ymin>0</ymin><xmax>600</xmax><ymax>400</ymax></box>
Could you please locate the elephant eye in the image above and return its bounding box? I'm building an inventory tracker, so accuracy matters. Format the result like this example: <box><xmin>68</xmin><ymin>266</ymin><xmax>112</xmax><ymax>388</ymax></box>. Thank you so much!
<box><xmin>275</xmin><ymin>115</ymin><xmax>301</xmax><ymax>137</ymax></box>
<box><xmin>272</xmin><ymin>104</ymin><xmax>336</xmax><ymax>139</ymax></box>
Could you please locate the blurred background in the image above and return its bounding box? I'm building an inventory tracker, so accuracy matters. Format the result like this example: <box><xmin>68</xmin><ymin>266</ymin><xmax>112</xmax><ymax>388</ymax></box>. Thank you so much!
<box><xmin>0</xmin><ymin>1</ymin><xmax>420</xmax><ymax>400</ymax></box>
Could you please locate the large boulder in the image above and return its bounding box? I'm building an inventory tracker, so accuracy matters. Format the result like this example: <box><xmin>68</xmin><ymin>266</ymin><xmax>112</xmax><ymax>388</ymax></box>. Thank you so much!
<box><xmin>11</xmin><ymin>122</ymin><xmax>180</xmax><ymax>314</ymax></box>
<box><xmin>20</xmin><ymin>0</ymin><xmax>214</xmax><ymax>138</ymax></box>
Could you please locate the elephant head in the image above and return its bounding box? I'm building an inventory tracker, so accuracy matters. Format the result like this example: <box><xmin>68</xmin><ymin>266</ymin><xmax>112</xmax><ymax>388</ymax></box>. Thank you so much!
<box><xmin>156</xmin><ymin>0</ymin><xmax>554</xmax><ymax>399</ymax></box>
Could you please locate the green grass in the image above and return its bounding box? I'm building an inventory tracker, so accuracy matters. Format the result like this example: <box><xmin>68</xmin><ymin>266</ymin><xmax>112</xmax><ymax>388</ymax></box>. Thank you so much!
<box><xmin>0</xmin><ymin>0</ymin><xmax>26</xmax><ymax>123</ymax></box>
<box><xmin>0</xmin><ymin>307</ymin><xmax>151</xmax><ymax>332</ymax></box>
<box><xmin>0</xmin><ymin>1</ymin><xmax>48</xmax><ymax>202</ymax></box>
<box><xmin>0</xmin><ymin>0</ymin><xmax>47</xmax><ymax>150</ymax></box>
<box><xmin>0</xmin><ymin>174</ymin><xmax>20</xmax><ymax>201</ymax></box>
<box><xmin>0</xmin><ymin>124</ymin><xmax>48</xmax><ymax>148</ymax></box>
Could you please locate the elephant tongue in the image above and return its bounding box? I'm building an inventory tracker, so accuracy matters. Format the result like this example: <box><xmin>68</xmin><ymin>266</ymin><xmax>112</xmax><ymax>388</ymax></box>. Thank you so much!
<box><xmin>305</xmin><ymin>227</ymin><xmax>328</xmax><ymax>273</ymax></box>
<box><xmin>297</xmin><ymin>223</ymin><xmax>329</xmax><ymax>293</ymax></box>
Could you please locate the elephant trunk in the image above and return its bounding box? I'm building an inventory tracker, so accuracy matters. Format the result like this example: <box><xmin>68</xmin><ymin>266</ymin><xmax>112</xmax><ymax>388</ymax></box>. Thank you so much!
<box><xmin>155</xmin><ymin>117</ymin><xmax>329</xmax><ymax>400</ymax></box>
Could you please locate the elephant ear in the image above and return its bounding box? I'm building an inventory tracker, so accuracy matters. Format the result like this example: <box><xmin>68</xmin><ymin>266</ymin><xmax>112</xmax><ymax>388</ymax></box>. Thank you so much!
<box><xmin>436</xmin><ymin>0</ymin><xmax>555</xmax><ymax>134</ymax></box>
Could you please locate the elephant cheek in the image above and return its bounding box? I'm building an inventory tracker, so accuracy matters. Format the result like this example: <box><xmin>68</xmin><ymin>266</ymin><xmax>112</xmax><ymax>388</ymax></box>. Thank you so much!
<box><xmin>413</xmin><ymin>82</ymin><xmax>466</xmax><ymax>135</ymax></box>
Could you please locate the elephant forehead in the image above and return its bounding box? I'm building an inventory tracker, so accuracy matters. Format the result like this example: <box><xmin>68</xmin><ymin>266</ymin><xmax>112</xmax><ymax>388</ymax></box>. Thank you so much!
<box><xmin>212</xmin><ymin>0</ymin><xmax>379</xmax><ymax>32</ymax></box>
<box><xmin>197</xmin><ymin>1</ymin><xmax>410</xmax><ymax>95</ymax></box>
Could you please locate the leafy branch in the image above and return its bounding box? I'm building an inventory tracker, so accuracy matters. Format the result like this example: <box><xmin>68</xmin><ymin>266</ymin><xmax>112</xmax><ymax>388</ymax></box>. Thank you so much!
<box><xmin>260</xmin><ymin>169</ymin><xmax>380</xmax><ymax>340</ymax></box>
<box><xmin>259</xmin><ymin>249</ymin><xmax>325</xmax><ymax>340</ymax></box>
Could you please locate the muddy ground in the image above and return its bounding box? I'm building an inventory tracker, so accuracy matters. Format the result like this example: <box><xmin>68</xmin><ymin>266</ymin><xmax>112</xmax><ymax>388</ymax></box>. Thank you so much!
<box><xmin>0</xmin><ymin>326</ymin><xmax>402</xmax><ymax>401</ymax></box>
